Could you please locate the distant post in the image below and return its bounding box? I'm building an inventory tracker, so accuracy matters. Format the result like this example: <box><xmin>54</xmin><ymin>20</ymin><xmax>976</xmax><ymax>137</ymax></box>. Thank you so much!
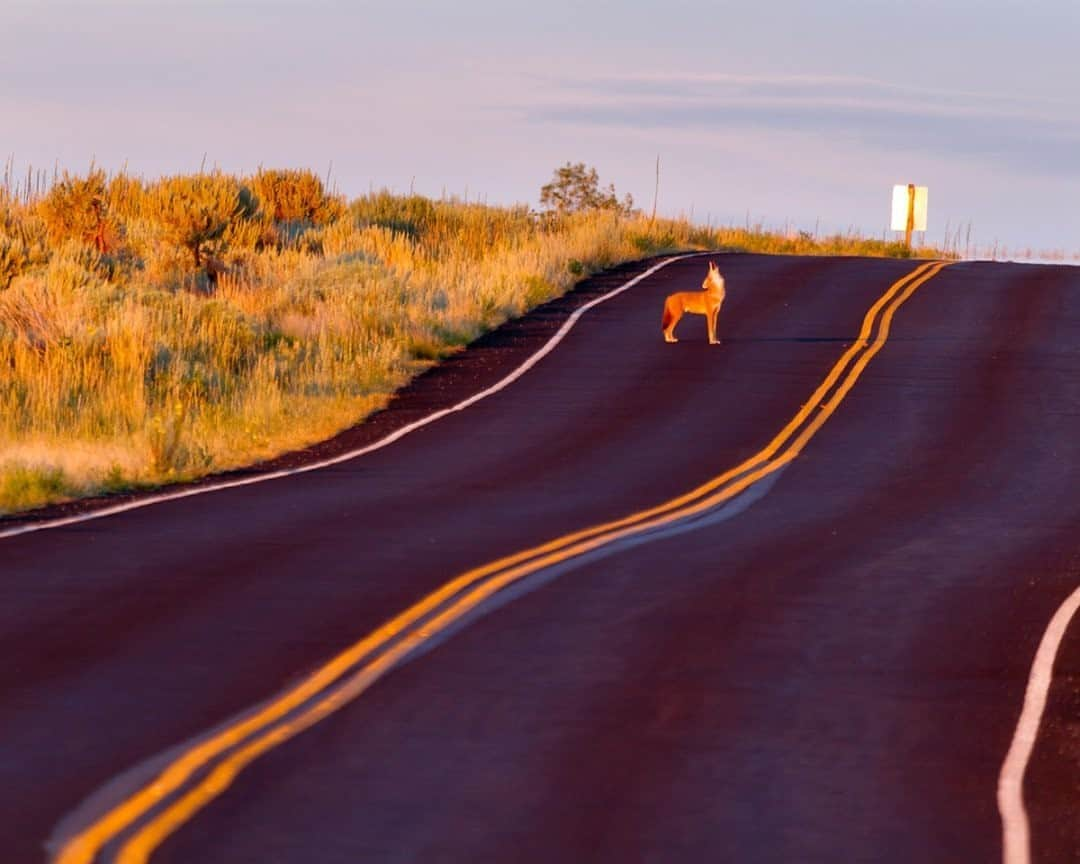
<box><xmin>891</xmin><ymin>184</ymin><xmax>928</xmax><ymax>250</ymax></box>
<box><xmin>905</xmin><ymin>183</ymin><xmax>916</xmax><ymax>248</ymax></box>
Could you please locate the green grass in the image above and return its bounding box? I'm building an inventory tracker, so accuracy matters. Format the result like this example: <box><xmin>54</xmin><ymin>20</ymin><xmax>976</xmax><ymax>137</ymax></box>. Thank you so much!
<box><xmin>0</xmin><ymin>463</ymin><xmax>69</xmax><ymax>512</ymax></box>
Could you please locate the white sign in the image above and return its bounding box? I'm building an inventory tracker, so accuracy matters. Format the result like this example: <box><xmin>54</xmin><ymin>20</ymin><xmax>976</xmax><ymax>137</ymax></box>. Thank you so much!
<box><xmin>890</xmin><ymin>185</ymin><xmax>928</xmax><ymax>232</ymax></box>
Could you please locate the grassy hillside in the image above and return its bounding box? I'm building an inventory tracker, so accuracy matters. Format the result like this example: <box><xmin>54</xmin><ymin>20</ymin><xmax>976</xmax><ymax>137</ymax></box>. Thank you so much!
<box><xmin>0</xmin><ymin>168</ymin><xmax>944</xmax><ymax>515</ymax></box>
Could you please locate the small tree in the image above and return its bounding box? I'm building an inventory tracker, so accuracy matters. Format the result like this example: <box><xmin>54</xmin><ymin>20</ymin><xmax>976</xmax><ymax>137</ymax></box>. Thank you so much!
<box><xmin>37</xmin><ymin>169</ymin><xmax>118</xmax><ymax>254</ymax></box>
<box><xmin>146</xmin><ymin>174</ymin><xmax>244</xmax><ymax>270</ymax></box>
<box><xmin>540</xmin><ymin>162</ymin><xmax>633</xmax><ymax>215</ymax></box>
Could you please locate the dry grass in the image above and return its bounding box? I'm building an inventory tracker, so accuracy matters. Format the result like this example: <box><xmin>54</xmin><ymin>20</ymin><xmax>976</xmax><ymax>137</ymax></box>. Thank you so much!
<box><xmin>0</xmin><ymin>170</ymin><xmax>950</xmax><ymax>515</ymax></box>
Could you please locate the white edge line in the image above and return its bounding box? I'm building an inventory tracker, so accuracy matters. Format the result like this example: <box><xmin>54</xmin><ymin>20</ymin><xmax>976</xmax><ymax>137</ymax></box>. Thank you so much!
<box><xmin>0</xmin><ymin>254</ymin><xmax>704</xmax><ymax>541</ymax></box>
<box><xmin>997</xmin><ymin>584</ymin><xmax>1080</xmax><ymax>864</ymax></box>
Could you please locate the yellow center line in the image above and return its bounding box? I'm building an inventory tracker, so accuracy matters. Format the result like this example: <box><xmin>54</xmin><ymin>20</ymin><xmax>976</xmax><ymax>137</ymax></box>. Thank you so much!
<box><xmin>55</xmin><ymin>260</ymin><xmax>946</xmax><ymax>864</ymax></box>
<box><xmin>113</xmin><ymin>260</ymin><xmax>948</xmax><ymax>864</ymax></box>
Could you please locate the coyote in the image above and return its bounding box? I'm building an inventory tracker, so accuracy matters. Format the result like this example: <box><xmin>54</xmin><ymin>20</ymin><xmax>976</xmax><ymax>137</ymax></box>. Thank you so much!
<box><xmin>662</xmin><ymin>260</ymin><xmax>725</xmax><ymax>344</ymax></box>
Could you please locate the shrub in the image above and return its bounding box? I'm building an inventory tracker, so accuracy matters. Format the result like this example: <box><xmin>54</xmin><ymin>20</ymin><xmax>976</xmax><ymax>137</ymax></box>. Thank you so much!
<box><xmin>0</xmin><ymin>206</ymin><xmax>48</xmax><ymax>290</ymax></box>
<box><xmin>351</xmin><ymin>191</ymin><xmax>437</xmax><ymax>239</ymax></box>
<box><xmin>145</xmin><ymin>174</ymin><xmax>244</xmax><ymax>271</ymax></box>
<box><xmin>37</xmin><ymin>169</ymin><xmax>119</xmax><ymax>254</ymax></box>
<box><xmin>249</xmin><ymin>169</ymin><xmax>344</xmax><ymax>226</ymax></box>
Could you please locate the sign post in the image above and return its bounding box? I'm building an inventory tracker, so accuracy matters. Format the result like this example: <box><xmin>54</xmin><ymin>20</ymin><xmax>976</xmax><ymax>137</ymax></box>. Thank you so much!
<box><xmin>891</xmin><ymin>184</ymin><xmax>928</xmax><ymax>250</ymax></box>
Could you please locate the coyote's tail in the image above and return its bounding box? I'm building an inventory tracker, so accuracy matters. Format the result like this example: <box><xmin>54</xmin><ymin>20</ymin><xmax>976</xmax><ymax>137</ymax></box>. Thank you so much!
<box><xmin>661</xmin><ymin>301</ymin><xmax>674</xmax><ymax>332</ymax></box>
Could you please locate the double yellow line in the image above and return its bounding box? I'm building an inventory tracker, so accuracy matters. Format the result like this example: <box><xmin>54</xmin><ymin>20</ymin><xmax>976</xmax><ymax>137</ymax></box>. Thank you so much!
<box><xmin>56</xmin><ymin>260</ymin><xmax>948</xmax><ymax>864</ymax></box>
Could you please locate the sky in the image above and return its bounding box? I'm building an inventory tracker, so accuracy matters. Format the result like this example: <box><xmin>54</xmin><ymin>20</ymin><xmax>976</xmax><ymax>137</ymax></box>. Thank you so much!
<box><xmin>4</xmin><ymin>0</ymin><xmax>1079</xmax><ymax>254</ymax></box>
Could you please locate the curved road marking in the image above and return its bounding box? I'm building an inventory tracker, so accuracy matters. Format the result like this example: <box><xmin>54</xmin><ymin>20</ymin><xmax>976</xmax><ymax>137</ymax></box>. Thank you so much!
<box><xmin>998</xmin><ymin>586</ymin><xmax>1080</xmax><ymax>864</ymax></box>
<box><xmin>53</xmin><ymin>260</ymin><xmax>947</xmax><ymax>864</ymax></box>
<box><xmin>0</xmin><ymin>254</ymin><xmax>700</xmax><ymax>541</ymax></box>
<box><xmin>113</xmin><ymin>263</ymin><xmax>947</xmax><ymax>864</ymax></box>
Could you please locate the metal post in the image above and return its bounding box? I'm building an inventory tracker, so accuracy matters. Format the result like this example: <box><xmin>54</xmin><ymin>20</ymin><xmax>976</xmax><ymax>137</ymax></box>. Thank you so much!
<box><xmin>905</xmin><ymin>183</ymin><xmax>916</xmax><ymax>250</ymax></box>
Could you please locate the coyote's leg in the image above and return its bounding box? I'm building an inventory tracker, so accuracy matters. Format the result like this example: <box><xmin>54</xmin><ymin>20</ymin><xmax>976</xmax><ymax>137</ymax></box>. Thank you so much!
<box><xmin>708</xmin><ymin>302</ymin><xmax>722</xmax><ymax>344</ymax></box>
<box><xmin>662</xmin><ymin>299</ymin><xmax>680</xmax><ymax>342</ymax></box>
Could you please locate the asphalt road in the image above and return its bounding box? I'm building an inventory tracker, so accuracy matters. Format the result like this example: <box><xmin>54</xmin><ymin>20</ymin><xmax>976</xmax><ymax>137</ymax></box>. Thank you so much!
<box><xmin>4</xmin><ymin>253</ymin><xmax>1080</xmax><ymax>863</ymax></box>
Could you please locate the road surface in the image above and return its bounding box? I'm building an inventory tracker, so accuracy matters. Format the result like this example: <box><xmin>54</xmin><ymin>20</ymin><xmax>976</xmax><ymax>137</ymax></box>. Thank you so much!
<box><xmin>4</xmin><ymin>253</ymin><xmax>1080</xmax><ymax>863</ymax></box>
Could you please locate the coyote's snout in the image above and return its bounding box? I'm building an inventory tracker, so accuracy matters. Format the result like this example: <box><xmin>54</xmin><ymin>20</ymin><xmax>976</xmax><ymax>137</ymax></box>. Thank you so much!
<box><xmin>662</xmin><ymin>260</ymin><xmax>725</xmax><ymax>344</ymax></box>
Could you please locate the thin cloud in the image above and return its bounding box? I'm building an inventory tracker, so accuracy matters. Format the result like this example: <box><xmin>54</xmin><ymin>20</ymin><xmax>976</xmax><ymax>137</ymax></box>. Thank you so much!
<box><xmin>528</xmin><ymin>73</ymin><xmax>1080</xmax><ymax>176</ymax></box>
<box><xmin>569</xmin><ymin>72</ymin><xmax>1078</xmax><ymax>114</ymax></box>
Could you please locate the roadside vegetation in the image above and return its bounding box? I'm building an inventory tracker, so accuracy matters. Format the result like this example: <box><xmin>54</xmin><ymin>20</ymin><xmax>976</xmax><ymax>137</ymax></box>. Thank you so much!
<box><xmin>0</xmin><ymin>162</ymin><xmax>945</xmax><ymax>515</ymax></box>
